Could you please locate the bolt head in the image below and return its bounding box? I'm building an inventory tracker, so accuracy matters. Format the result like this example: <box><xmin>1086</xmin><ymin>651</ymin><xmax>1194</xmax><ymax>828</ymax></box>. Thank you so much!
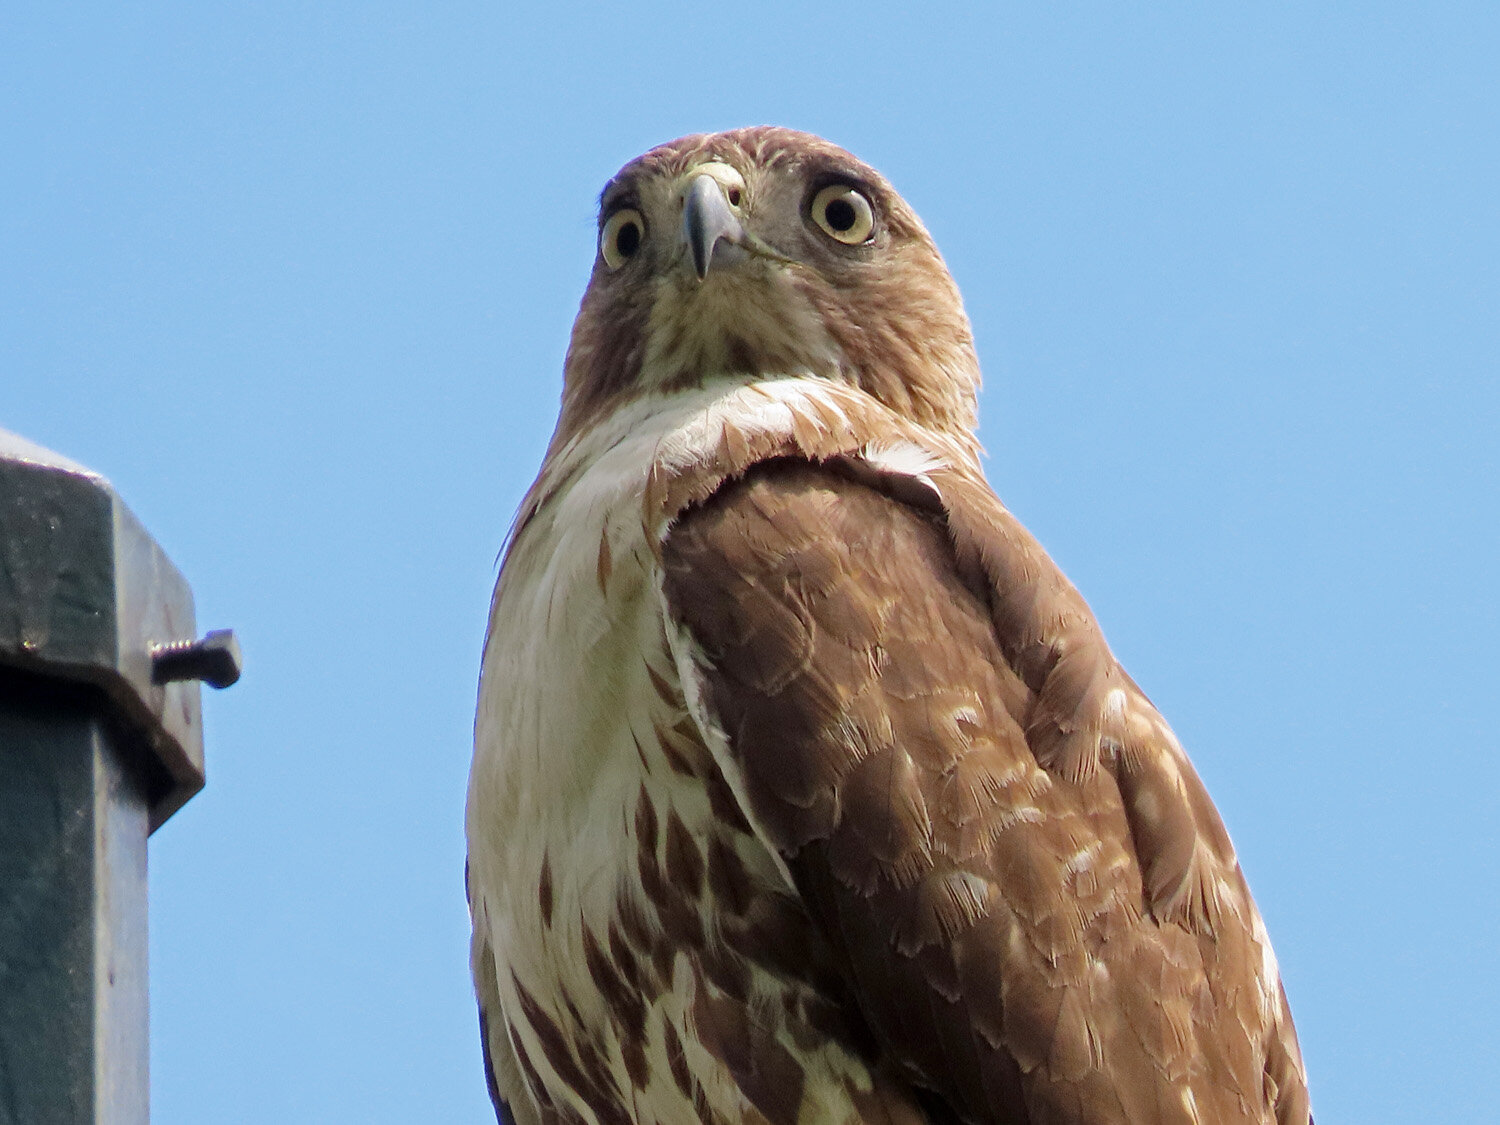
<box><xmin>152</xmin><ymin>629</ymin><xmax>243</xmax><ymax>689</ymax></box>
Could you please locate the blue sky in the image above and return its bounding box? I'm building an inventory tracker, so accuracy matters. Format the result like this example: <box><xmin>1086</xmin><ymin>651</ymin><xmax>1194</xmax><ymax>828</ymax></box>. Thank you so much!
<box><xmin>3</xmin><ymin>3</ymin><xmax>1496</xmax><ymax>1121</ymax></box>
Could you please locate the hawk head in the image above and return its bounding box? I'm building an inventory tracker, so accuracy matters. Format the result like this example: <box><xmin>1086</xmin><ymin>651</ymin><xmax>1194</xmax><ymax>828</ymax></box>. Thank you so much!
<box><xmin>552</xmin><ymin>127</ymin><xmax>981</xmax><ymax>455</ymax></box>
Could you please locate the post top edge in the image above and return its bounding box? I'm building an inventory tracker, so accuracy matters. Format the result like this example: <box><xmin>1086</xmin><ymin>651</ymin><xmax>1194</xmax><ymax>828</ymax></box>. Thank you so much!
<box><xmin>0</xmin><ymin>428</ymin><xmax>111</xmax><ymax>485</ymax></box>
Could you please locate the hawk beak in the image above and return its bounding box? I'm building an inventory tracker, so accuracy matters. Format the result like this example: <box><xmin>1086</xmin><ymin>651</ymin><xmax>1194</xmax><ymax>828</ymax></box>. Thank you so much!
<box><xmin>682</xmin><ymin>174</ymin><xmax>744</xmax><ymax>281</ymax></box>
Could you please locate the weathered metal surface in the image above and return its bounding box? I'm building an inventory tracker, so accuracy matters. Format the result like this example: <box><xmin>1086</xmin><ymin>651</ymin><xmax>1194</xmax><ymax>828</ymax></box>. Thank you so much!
<box><xmin>0</xmin><ymin>675</ymin><xmax>150</xmax><ymax>1124</ymax></box>
<box><xmin>0</xmin><ymin>429</ymin><xmax>210</xmax><ymax>830</ymax></box>
<box><xmin>0</xmin><ymin>429</ymin><xmax>237</xmax><ymax>1123</ymax></box>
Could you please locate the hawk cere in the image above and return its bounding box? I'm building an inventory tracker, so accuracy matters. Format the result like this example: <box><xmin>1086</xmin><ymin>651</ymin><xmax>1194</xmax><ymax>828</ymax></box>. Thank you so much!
<box><xmin>467</xmin><ymin>128</ymin><xmax>1311</xmax><ymax>1125</ymax></box>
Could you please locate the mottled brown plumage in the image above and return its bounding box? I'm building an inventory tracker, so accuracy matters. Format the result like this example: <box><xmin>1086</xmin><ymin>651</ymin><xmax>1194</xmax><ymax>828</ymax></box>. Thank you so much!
<box><xmin>468</xmin><ymin>127</ymin><xmax>1311</xmax><ymax>1125</ymax></box>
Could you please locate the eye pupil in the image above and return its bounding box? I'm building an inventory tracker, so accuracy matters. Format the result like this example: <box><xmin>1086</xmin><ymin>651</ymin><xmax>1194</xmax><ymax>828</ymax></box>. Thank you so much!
<box><xmin>616</xmin><ymin>221</ymin><xmax>640</xmax><ymax>257</ymax></box>
<box><xmin>824</xmin><ymin>198</ymin><xmax>856</xmax><ymax>232</ymax></box>
<box><xmin>727</xmin><ymin>187</ymin><xmax>742</xmax><ymax>207</ymax></box>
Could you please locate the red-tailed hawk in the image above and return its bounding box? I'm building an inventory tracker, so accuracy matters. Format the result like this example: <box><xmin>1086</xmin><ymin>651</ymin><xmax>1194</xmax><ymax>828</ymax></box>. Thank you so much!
<box><xmin>467</xmin><ymin>127</ymin><xmax>1311</xmax><ymax>1125</ymax></box>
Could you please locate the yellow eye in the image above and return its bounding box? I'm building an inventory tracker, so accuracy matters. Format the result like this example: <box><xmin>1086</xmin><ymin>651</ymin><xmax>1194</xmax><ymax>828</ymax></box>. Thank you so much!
<box><xmin>600</xmin><ymin>208</ymin><xmax>645</xmax><ymax>269</ymax></box>
<box><xmin>810</xmin><ymin>184</ymin><xmax>875</xmax><ymax>245</ymax></box>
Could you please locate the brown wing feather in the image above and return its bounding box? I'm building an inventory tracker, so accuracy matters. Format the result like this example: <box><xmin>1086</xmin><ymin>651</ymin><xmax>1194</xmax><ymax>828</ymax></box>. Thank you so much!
<box><xmin>662</xmin><ymin>458</ymin><xmax>1309</xmax><ymax>1125</ymax></box>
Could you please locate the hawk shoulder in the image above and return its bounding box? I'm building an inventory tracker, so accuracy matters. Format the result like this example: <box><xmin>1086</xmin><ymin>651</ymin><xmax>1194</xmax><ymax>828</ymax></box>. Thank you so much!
<box><xmin>660</xmin><ymin>453</ymin><xmax>1309</xmax><ymax>1125</ymax></box>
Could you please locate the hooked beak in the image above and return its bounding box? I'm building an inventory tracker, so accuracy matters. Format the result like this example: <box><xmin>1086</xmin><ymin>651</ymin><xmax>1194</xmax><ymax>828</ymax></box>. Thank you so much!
<box><xmin>682</xmin><ymin>174</ymin><xmax>744</xmax><ymax>281</ymax></box>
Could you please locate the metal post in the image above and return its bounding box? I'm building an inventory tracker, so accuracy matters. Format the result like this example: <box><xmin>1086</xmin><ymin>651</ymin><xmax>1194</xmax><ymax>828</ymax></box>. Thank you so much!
<box><xmin>0</xmin><ymin>430</ymin><xmax>239</xmax><ymax>1124</ymax></box>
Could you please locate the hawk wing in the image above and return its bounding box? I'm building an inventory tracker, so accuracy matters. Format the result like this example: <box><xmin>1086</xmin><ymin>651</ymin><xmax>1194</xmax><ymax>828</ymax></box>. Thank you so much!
<box><xmin>660</xmin><ymin>457</ymin><xmax>1309</xmax><ymax>1125</ymax></box>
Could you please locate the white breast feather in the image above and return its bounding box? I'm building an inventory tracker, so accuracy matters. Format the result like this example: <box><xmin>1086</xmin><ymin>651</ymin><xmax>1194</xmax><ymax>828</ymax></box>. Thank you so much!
<box><xmin>469</xmin><ymin>375</ymin><xmax>918</xmax><ymax>1125</ymax></box>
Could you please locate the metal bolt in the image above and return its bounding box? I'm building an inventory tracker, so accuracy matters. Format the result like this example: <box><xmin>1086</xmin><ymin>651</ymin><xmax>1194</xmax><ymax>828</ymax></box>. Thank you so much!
<box><xmin>151</xmin><ymin>628</ymin><xmax>243</xmax><ymax>689</ymax></box>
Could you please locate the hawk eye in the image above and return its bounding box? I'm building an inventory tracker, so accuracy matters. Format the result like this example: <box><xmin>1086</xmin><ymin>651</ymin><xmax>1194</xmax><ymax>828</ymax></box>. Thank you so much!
<box><xmin>600</xmin><ymin>208</ymin><xmax>645</xmax><ymax>270</ymax></box>
<box><xmin>809</xmin><ymin>184</ymin><xmax>875</xmax><ymax>245</ymax></box>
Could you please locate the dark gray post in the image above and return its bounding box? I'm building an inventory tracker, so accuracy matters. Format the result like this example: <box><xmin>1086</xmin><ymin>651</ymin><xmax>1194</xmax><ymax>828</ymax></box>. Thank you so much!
<box><xmin>0</xmin><ymin>430</ymin><xmax>239</xmax><ymax>1124</ymax></box>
